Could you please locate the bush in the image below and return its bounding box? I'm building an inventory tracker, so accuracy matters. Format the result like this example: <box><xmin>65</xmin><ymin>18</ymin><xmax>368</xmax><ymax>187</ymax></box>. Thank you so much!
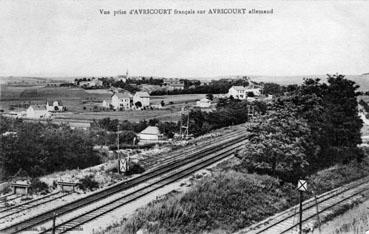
<box><xmin>125</xmin><ymin>163</ymin><xmax>145</xmax><ymax>176</ymax></box>
<box><xmin>78</xmin><ymin>175</ymin><xmax>99</xmax><ymax>191</ymax></box>
<box><xmin>30</xmin><ymin>178</ymin><xmax>49</xmax><ymax>194</ymax></box>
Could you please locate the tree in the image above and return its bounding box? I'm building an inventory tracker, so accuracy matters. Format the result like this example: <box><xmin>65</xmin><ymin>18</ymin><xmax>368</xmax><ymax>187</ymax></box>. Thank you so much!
<box><xmin>0</xmin><ymin>120</ymin><xmax>101</xmax><ymax>178</ymax></box>
<box><xmin>263</xmin><ymin>83</ymin><xmax>282</xmax><ymax>96</ymax></box>
<box><xmin>291</xmin><ymin>74</ymin><xmax>363</xmax><ymax>168</ymax></box>
<box><xmin>240</xmin><ymin>103</ymin><xmax>314</xmax><ymax>182</ymax></box>
<box><xmin>247</xmin><ymin>92</ymin><xmax>255</xmax><ymax>97</ymax></box>
<box><xmin>135</xmin><ymin>101</ymin><xmax>142</xmax><ymax>108</ymax></box>
<box><xmin>206</xmin><ymin>93</ymin><xmax>214</xmax><ymax>101</ymax></box>
<box><xmin>149</xmin><ymin>119</ymin><xmax>159</xmax><ymax>126</ymax></box>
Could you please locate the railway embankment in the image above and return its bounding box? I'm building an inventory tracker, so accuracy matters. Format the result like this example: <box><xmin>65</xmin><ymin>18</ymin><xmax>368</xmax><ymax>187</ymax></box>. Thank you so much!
<box><xmin>97</xmin><ymin>151</ymin><xmax>369</xmax><ymax>234</ymax></box>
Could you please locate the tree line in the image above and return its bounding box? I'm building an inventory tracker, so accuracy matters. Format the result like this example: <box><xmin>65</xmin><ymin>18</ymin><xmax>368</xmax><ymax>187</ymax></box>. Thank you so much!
<box><xmin>151</xmin><ymin>79</ymin><xmax>251</xmax><ymax>95</ymax></box>
<box><xmin>0</xmin><ymin>118</ymin><xmax>101</xmax><ymax>178</ymax></box>
<box><xmin>240</xmin><ymin>74</ymin><xmax>363</xmax><ymax>183</ymax></box>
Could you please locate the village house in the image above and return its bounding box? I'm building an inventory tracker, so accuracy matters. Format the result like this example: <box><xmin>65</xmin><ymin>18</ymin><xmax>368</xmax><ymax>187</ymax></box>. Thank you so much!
<box><xmin>46</xmin><ymin>100</ymin><xmax>65</xmax><ymax>112</ymax></box>
<box><xmin>133</xmin><ymin>92</ymin><xmax>150</xmax><ymax>107</ymax></box>
<box><xmin>196</xmin><ymin>98</ymin><xmax>212</xmax><ymax>108</ymax></box>
<box><xmin>137</xmin><ymin>126</ymin><xmax>165</xmax><ymax>145</ymax></box>
<box><xmin>228</xmin><ymin>86</ymin><xmax>247</xmax><ymax>99</ymax></box>
<box><xmin>26</xmin><ymin>105</ymin><xmax>51</xmax><ymax>119</ymax></box>
<box><xmin>111</xmin><ymin>92</ymin><xmax>131</xmax><ymax>110</ymax></box>
<box><xmin>228</xmin><ymin>85</ymin><xmax>262</xmax><ymax>99</ymax></box>
<box><xmin>79</xmin><ymin>78</ymin><xmax>103</xmax><ymax>88</ymax></box>
<box><xmin>164</xmin><ymin>78</ymin><xmax>185</xmax><ymax>90</ymax></box>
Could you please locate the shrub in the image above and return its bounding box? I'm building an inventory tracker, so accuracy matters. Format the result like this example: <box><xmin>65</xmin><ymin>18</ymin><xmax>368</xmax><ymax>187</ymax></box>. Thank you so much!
<box><xmin>125</xmin><ymin>163</ymin><xmax>145</xmax><ymax>176</ymax></box>
<box><xmin>78</xmin><ymin>175</ymin><xmax>99</xmax><ymax>191</ymax></box>
<box><xmin>30</xmin><ymin>178</ymin><xmax>49</xmax><ymax>194</ymax></box>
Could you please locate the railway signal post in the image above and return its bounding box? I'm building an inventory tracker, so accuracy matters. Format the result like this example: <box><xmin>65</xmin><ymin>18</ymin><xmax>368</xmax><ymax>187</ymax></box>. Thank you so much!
<box><xmin>52</xmin><ymin>212</ymin><xmax>57</xmax><ymax>234</ymax></box>
<box><xmin>297</xmin><ymin>179</ymin><xmax>307</xmax><ymax>234</ymax></box>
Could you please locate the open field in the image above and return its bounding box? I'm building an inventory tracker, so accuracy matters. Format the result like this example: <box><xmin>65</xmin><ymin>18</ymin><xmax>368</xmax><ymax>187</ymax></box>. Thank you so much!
<box><xmin>148</xmin><ymin>94</ymin><xmax>206</xmax><ymax>105</ymax></box>
<box><xmin>54</xmin><ymin>109</ymin><xmax>182</xmax><ymax>122</ymax></box>
<box><xmin>0</xmin><ymin>85</ymin><xmax>205</xmax><ymax>118</ymax></box>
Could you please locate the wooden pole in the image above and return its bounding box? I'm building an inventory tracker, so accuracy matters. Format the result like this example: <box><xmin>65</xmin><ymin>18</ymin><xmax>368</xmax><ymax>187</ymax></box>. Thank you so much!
<box><xmin>314</xmin><ymin>193</ymin><xmax>321</xmax><ymax>231</ymax></box>
<box><xmin>52</xmin><ymin>212</ymin><xmax>57</xmax><ymax>234</ymax></box>
<box><xmin>299</xmin><ymin>190</ymin><xmax>303</xmax><ymax>234</ymax></box>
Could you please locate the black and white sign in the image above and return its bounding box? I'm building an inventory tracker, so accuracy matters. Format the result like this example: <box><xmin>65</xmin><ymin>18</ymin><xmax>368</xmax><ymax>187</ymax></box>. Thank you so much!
<box><xmin>297</xmin><ymin>180</ymin><xmax>307</xmax><ymax>192</ymax></box>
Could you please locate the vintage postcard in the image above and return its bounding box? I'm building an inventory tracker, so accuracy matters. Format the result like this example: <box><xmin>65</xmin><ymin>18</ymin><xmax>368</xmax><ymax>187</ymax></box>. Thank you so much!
<box><xmin>1</xmin><ymin>1</ymin><xmax>369</xmax><ymax>233</ymax></box>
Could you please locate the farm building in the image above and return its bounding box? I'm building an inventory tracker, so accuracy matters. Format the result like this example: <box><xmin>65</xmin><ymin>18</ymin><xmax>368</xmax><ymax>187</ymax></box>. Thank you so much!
<box><xmin>133</xmin><ymin>92</ymin><xmax>150</xmax><ymax>107</ymax></box>
<box><xmin>26</xmin><ymin>105</ymin><xmax>51</xmax><ymax>119</ymax></box>
<box><xmin>196</xmin><ymin>98</ymin><xmax>211</xmax><ymax>108</ymax></box>
<box><xmin>164</xmin><ymin>78</ymin><xmax>185</xmax><ymax>90</ymax></box>
<box><xmin>228</xmin><ymin>85</ymin><xmax>261</xmax><ymax>99</ymax></box>
<box><xmin>137</xmin><ymin>126</ymin><xmax>165</xmax><ymax>145</ymax></box>
<box><xmin>46</xmin><ymin>100</ymin><xmax>65</xmax><ymax>112</ymax></box>
<box><xmin>102</xmin><ymin>100</ymin><xmax>111</xmax><ymax>108</ymax></box>
<box><xmin>111</xmin><ymin>92</ymin><xmax>131</xmax><ymax>110</ymax></box>
<box><xmin>79</xmin><ymin>78</ymin><xmax>103</xmax><ymax>88</ymax></box>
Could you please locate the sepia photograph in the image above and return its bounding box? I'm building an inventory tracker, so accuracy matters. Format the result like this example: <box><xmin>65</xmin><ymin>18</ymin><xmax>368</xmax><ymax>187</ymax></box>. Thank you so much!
<box><xmin>1</xmin><ymin>0</ymin><xmax>369</xmax><ymax>233</ymax></box>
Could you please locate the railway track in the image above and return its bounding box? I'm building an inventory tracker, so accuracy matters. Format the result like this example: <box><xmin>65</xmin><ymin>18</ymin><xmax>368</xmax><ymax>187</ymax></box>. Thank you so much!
<box><xmin>1</xmin><ymin>132</ymin><xmax>249</xmax><ymax>233</ymax></box>
<box><xmin>41</xmin><ymin>136</ymin><xmax>247</xmax><ymax>233</ymax></box>
<box><xmin>140</xmin><ymin>129</ymin><xmax>246</xmax><ymax>168</ymax></box>
<box><xmin>0</xmin><ymin>195</ymin><xmax>23</xmax><ymax>205</ymax></box>
<box><xmin>237</xmin><ymin>175</ymin><xmax>369</xmax><ymax>234</ymax></box>
<box><xmin>0</xmin><ymin>192</ymin><xmax>69</xmax><ymax>220</ymax></box>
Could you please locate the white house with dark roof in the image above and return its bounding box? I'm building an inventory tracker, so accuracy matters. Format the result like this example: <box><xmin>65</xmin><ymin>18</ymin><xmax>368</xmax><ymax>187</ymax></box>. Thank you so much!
<box><xmin>46</xmin><ymin>100</ymin><xmax>65</xmax><ymax>112</ymax></box>
<box><xmin>228</xmin><ymin>86</ymin><xmax>247</xmax><ymax>99</ymax></box>
<box><xmin>133</xmin><ymin>92</ymin><xmax>150</xmax><ymax>107</ymax></box>
<box><xmin>228</xmin><ymin>85</ymin><xmax>261</xmax><ymax>99</ymax></box>
<box><xmin>26</xmin><ymin>105</ymin><xmax>51</xmax><ymax>119</ymax></box>
<box><xmin>137</xmin><ymin>126</ymin><xmax>165</xmax><ymax>145</ymax></box>
<box><xmin>111</xmin><ymin>92</ymin><xmax>131</xmax><ymax>110</ymax></box>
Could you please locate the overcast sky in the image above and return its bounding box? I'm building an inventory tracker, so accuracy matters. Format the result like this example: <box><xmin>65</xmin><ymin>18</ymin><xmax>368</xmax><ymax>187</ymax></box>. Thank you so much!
<box><xmin>1</xmin><ymin>0</ymin><xmax>369</xmax><ymax>78</ymax></box>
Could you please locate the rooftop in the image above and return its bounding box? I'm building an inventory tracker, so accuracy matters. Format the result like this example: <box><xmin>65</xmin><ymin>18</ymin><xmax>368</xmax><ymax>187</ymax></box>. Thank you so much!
<box><xmin>135</xmin><ymin>91</ymin><xmax>150</xmax><ymax>97</ymax></box>
<box><xmin>139</xmin><ymin>126</ymin><xmax>161</xmax><ymax>136</ymax></box>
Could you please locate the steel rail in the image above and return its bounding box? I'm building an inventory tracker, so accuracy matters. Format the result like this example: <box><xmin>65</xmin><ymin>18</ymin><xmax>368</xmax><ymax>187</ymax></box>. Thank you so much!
<box><xmin>241</xmin><ymin>175</ymin><xmax>369</xmax><ymax>234</ymax></box>
<box><xmin>280</xmin><ymin>185</ymin><xmax>369</xmax><ymax>233</ymax></box>
<box><xmin>0</xmin><ymin>193</ymin><xmax>69</xmax><ymax>220</ymax></box>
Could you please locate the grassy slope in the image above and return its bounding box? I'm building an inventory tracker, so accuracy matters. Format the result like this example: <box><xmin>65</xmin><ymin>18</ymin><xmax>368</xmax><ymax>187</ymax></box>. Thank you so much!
<box><xmin>100</xmin><ymin>155</ymin><xmax>369</xmax><ymax>234</ymax></box>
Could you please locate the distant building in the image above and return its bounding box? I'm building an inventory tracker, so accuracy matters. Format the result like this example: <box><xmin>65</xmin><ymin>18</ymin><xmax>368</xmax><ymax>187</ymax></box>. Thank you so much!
<box><xmin>164</xmin><ymin>78</ymin><xmax>185</xmax><ymax>90</ymax></box>
<box><xmin>196</xmin><ymin>98</ymin><xmax>211</xmax><ymax>108</ymax></box>
<box><xmin>117</xmin><ymin>70</ymin><xmax>129</xmax><ymax>82</ymax></box>
<box><xmin>133</xmin><ymin>92</ymin><xmax>150</xmax><ymax>107</ymax></box>
<box><xmin>228</xmin><ymin>86</ymin><xmax>247</xmax><ymax>99</ymax></box>
<box><xmin>111</xmin><ymin>92</ymin><xmax>131</xmax><ymax>110</ymax></box>
<box><xmin>79</xmin><ymin>78</ymin><xmax>102</xmax><ymax>88</ymax></box>
<box><xmin>102</xmin><ymin>100</ymin><xmax>112</xmax><ymax>108</ymax></box>
<box><xmin>46</xmin><ymin>101</ymin><xmax>65</xmax><ymax>112</ymax></box>
<box><xmin>26</xmin><ymin>105</ymin><xmax>51</xmax><ymax>119</ymax></box>
<box><xmin>228</xmin><ymin>86</ymin><xmax>261</xmax><ymax>99</ymax></box>
<box><xmin>137</xmin><ymin>126</ymin><xmax>165</xmax><ymax>145</ymax></box>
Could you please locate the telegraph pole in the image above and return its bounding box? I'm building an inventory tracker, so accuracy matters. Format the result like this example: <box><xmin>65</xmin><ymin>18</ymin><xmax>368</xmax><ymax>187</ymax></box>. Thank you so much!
<box><xmin>299</xmin><ymin>190</ymin><xmax>303</xmax><ymax>234</ymax></box>
<box><xmin>297</xmin><ymin>179</ymin><xmax>307</xmax><ymax>234</ymax></box>
<box><xmin>116</xmin><ymin>123</ymin><xmax>120</xmax><ymax>151</ymax></box>
<box><xmin>52</xmin><ymin>212</ymin><xmax>57</xmax><ymax>234</ymax></box>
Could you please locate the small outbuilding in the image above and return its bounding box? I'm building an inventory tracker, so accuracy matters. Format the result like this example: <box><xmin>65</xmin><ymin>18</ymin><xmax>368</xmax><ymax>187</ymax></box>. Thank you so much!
<box><xmin>137</xmin><ymin>126</ymin><xmax>165</xmax><ymax>145</ymax></box>
<box><xmin>196</xmin><ymin>98</ymin><xmax>211</xmax><ymax>108</ymax></box>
